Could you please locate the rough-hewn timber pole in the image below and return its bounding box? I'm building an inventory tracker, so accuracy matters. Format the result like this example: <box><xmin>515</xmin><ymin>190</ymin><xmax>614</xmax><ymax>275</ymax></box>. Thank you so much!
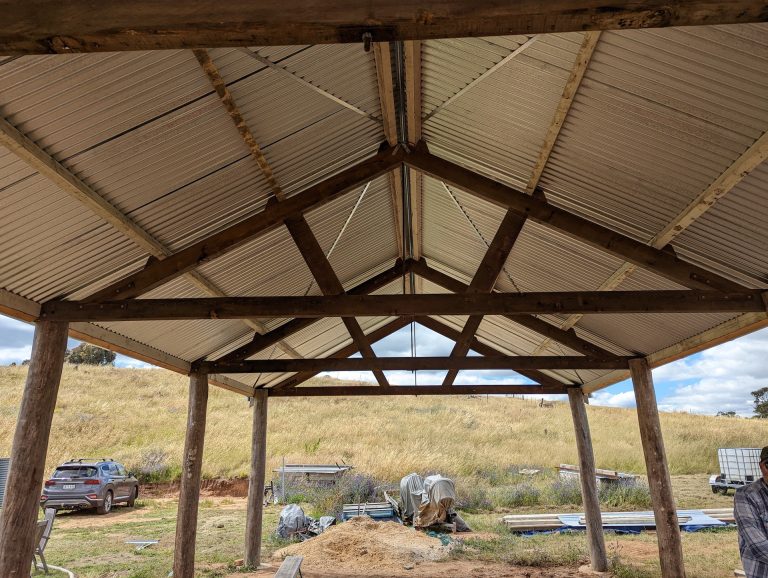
<box><xmin>0</xmin><ymin>320</ymin><xmax>68</xmax><ymax>577</ymax></box>
<box><xmin>173</xmin><ymin>370</ymin><xmax>209</xmax><ymax>578</ymax></box>
<box><xmin>629</xmin><ymin>358</ymin><xmax>686</xmax><ymax>578</ymax></box>
<box><xmin>245</xmin><ymin>390</ymin><xmax>268</xmax><ymax>568</ymax></box>
<box><xmin>567</xmin><ymin>387</ymin><xmax>607</xmax><ymax>572</ymax></box>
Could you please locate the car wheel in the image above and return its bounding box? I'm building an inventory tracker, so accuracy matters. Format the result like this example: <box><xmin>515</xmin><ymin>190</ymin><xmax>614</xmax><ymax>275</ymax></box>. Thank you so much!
<box><xmin>127</xmin><ymin>487</ymin><xmax>138</xmax><ymax>508</ymax></box>
<box><xmin>718</xmin><ymin>487</ymin><xmax>729</xmax><ymax>496</ymax></box>
<box><xmin>97</xmin><ymin>490</ymin><xmax>113</xmax><ymax>515</ymax></box>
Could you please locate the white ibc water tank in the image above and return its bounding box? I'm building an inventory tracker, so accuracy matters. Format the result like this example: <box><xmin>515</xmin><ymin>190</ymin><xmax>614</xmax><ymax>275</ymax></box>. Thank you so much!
<box><xmin>0</xmin><ymin>458</ymin><xmax>10</xmax><ymax>508</ymax></box>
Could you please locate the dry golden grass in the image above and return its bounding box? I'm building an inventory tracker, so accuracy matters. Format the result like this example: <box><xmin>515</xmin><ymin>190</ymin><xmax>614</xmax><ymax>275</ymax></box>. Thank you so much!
<box><xmin>0</xmin><ymin>364</ymin><xmax>766</xmax><ymax>482</ymax></box>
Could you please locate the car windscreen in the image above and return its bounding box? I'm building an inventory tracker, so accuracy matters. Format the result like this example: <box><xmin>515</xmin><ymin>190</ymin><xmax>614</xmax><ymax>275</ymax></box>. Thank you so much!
<box><xmin>52</xmin><ymin>466</ymin><xmax>98</xmax><ymax>479</ymax></box>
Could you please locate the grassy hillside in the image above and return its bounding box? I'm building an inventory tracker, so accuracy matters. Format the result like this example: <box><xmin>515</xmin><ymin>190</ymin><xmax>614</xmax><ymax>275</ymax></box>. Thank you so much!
<box><xmin>0</xmin><ymin>365</ymin><xmax>765</xmax><ymax>482</ymax></box>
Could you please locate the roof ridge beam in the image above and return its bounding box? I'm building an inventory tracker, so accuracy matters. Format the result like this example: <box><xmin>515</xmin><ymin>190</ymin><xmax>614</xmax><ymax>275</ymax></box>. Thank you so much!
<box><xmin>442</xmin><ymin>211</ymin><xmax>526</xmax><ymax>386</ymax></box>
<box><xmin>404</xmin><ymin>144</ymin><xmax>746</xmax><ymax>292</ymax></box>
<box><xmin>285</xmin><ymin>215</ymin><xmax>390</xmax><ymax>387</ymax></box>
<box><xmin>44</xmin><ymin>290</ymin><xmax>768</xmax><ymax>321</ymax></box>
<box><xmin>406</xmin><ymin>258</ymin><xmax>622</xmax><ymax>358</ymax></box>
<box><xmin>81</xmin><ymin>144</ymin><xmax>404</xmax><ymax>302</ymax></box>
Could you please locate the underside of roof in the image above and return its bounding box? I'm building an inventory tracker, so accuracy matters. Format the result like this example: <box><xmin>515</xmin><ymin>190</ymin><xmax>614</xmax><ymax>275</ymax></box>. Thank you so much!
<box><xmin>1</xmin><ymin>23</ymin><xmax>768</xmax><ymax>396</ymax></box>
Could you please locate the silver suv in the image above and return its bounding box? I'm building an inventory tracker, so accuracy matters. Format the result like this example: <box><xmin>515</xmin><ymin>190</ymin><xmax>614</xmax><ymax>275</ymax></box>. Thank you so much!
<box><xmin>41</xmin><ymin>458</ymin><xmax>139</xmax><ymax>514</ymax></box>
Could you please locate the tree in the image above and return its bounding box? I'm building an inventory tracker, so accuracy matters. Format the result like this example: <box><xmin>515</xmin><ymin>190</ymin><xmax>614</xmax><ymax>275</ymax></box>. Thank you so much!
<box><xmin>751</xmin><ymin>387</ymin><xmax>768</xmax><ymax>419</ymax></box>
<box><xmin>716</xmin><ymin>410</ymin><xmax>737</xmax><ymax>417</ymax></box>
<box><xmin>65</xmin><ymin>343</ymin><xmax>116</xmax><ymax>366</ymax></box>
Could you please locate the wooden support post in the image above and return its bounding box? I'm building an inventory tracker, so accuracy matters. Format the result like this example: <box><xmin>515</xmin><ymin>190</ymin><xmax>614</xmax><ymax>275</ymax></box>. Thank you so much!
<box><xmin>629</xmin><ymin>358</ymin><xmax>686</xmax><ymax>578</ymax></box>
<box><xmin>567</xmin><ymin>388</ymin><xmax>607</xmax><ymax>572</ymax></box>
<box><xmin>245</xmin><ymin>390</ymin><xmax>268</xmax><ymax>568</ymax></box>
<box><xmin>0</xmin><ymin>320</ymin><xmax>68</xmax><ymax>577</ymax></box>
<box><xmin>173</xmin><ymin>371</ymin><xmax>209</xmax><ymax>578</ymax></box>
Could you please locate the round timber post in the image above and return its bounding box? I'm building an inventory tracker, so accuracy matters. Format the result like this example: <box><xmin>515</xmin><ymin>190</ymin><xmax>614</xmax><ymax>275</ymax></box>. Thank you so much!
<box><xmin>567</xmin><ymin>387</ymin><xmax>608</xmax><ymax>572</ymax></box>
<box><xmin>0</xmin><ymin>320</ymin><xmax>68</xmax><ymax>577</ymax></box>
<box><xmin>629</xmin><ymin>357</ymin><xmax>686</xmax><ymax>578</ymax></box>
<box><xmin>173</xmin><ymin>370</ymin><xmax>209</xmax><ymax>578</ymax></box>
<box><xmin>245</xmin><ymin>389</ymin><xmax>268</xmax><ymax>568</ymax></box>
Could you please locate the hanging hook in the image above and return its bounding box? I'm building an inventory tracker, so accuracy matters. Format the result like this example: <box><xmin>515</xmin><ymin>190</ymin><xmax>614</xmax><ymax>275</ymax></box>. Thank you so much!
<box><xmin>362</xmin><ymin>32</ymin><xmax>373</xmax><ymax>52</ymax></box>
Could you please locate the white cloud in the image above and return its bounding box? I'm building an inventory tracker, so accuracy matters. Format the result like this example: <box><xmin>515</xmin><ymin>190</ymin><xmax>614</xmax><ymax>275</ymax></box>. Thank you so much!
<box><xmin>0</xmin><ymin>345</ymin><xmax>32</xmax><ymax>365</ymax></box>
<box><xmin>591</xmin><ymin>390</ymin><xmax>637</xmax><ymax>409</ymax></box>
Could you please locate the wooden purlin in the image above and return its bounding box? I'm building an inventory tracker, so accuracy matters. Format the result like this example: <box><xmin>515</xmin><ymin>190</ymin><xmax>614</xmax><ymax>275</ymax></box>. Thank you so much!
<box><xmin>285</xmin><ymin>215</ymin><xmax>390</xmax><ymax>388</ymax></box>
<box><xmin>3</xmin><ymin>1</ymin><xmax>766</xmax><ymax>54</ymax></box>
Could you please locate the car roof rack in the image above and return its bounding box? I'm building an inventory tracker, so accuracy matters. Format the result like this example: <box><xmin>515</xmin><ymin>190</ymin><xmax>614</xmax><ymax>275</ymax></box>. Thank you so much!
<box><xmin>66</xmin><ymin>458</ymin><xmax>114</xmax><ymax>464</ymax></box>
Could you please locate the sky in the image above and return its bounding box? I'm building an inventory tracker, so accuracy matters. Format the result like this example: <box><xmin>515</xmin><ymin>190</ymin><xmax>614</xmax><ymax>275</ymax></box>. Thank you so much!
<box><xmin>1</xmin><ymin>313</ymin><xmax>766</xmax><ymax>416</ymax></box>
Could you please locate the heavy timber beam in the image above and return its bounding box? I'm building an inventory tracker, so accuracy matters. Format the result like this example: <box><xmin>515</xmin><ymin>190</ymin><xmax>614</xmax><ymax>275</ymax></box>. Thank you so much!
<box><xmin>173</xmin><ymin>371</ymin><xmax>209</xmax><ymax>578</ymax></box>
<box><xmin>271</xmin><ymin>317</ymin><xmax>412</xmax><ymax>389</ymax></box>
<box><xmin>0</xmin><ymin>320</ymin><xmax>68</xmax><ymax>577</ymax></box>
<box><xmin>405</xmin><ymin>146</ymin><xmax>746</xmax><ymax>292</ymax></box>
<box><xmin>3</xmin><ymin>1</ymin><xmax>767</xmax><ymax>55</ymax></box>
<box><xmin>443</xmin><ymin>211</ymin><xmax>526</xmax><ymax>386</ymax></box>
<box><xmin>629</xmin><ymin>358</ymin><xmax>686</xmax><ymax>577</ymax></box>
<box><xmin>413</xmin><ymin>316</ymin><xmax>563</xmax><ymax>388</ymax></box>
<box><xmin>45</xmin><ymin>290</ymin><xmax>767</xmax><ymax>321</ymax></box>
<box><xmin>268</xmin><ymin>384</ymin><xmax>566</xmax><ymax>396</ymax></box>
<box><xmin>407</xmin><ymin>258</ymin><xmax>619</xmax><ymax>358</ymax></box>
<box><xmin>84</xmin><ymin>145</ymin><xmax>403</xmax><ymax>302</ymax></box>
<box><xmin>213</xmin><ymin>259</ymin><xmax>405</xmax><ymax>363</ymax></box>
<box><xmin>201</xmin><ymin>355</ymin><xmax>631</xmax><ymax>374</ymax></box>
<box><xmin>285</xmin><ymin>215</ymin><xmax>390</xmax><ymax>387</ymax></box>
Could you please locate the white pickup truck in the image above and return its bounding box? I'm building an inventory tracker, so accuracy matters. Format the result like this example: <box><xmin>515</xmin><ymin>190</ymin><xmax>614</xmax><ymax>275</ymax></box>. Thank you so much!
<box><xmin>710</xmin><ymin>448</ymin><xmax>761</xmax><ymax>495</ymax></box>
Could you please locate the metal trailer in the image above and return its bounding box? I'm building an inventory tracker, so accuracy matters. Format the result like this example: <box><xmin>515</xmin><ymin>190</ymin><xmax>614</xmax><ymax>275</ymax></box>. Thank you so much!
<box><xmin>710</xmin><ymin>448</ymin><xmax>761</xmax><ymax>495</ymax></box>
<box><xmin>0</xmin><ymin>457</ymin><xmax>9</xmax><ymax>508</ymax></box>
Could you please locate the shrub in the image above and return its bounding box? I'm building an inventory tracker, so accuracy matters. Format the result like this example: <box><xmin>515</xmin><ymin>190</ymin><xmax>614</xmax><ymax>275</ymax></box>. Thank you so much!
<box><xmin>599</xmin><ymin>480</ymin><xmax>652</xmax><ymax>509</ymax></box>
<box><xmin>454</xmin><ymin>482</ymin><xmax>493</xmax><ymax>512</ymax></box>
<box><xmin>493</xmin><ymin>483</ymin><xmax>541</xmax><ymax>508</ymax></box>
<box><xmin>547</xmin><ymin>477</ymin><xmax>583</xmax><ymax>506</ymax></box>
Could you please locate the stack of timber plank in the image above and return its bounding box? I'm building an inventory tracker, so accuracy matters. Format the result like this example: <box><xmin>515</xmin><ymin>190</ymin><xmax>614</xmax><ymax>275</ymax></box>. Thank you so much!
<box><xmin>502</xmin><ymin>508</ymin><xmax>734</xmax><ymax>532</ymax></box>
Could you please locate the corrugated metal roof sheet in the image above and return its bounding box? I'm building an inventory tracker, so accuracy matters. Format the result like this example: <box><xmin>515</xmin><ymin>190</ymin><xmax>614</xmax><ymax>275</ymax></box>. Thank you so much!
<box><xmin>1</xmin><ymin>26</ymin><xmax>767</xmax><ymax>394</ymax></box>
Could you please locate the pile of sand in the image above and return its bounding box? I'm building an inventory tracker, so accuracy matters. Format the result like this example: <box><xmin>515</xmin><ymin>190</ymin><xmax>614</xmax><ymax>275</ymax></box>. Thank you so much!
<box><xmin>274</xmin><ymin>516</ymin><xmax>451</xmax><ymax>573</ymax></box>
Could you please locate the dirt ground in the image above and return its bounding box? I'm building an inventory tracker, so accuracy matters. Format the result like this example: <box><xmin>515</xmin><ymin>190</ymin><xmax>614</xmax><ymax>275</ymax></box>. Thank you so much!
<box><xmin>236</xmin><ymin>561</ymin><xmax>588</xmax><ymax>577</ymax></box>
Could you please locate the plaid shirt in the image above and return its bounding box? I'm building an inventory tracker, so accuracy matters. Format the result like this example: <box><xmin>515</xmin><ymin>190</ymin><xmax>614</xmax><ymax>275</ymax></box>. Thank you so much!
<box><xmin>735</xmin><ymin>478</ymin><xmax>768</xmax><ymax>578</ymax></box>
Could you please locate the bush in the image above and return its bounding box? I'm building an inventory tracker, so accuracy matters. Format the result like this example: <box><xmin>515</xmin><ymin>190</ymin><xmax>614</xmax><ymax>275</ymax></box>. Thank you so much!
<box><xmin>599</xmin><ymin>480</ymin><xmax>652</xmax><ymax>509</ymax></box>
<box><xmin>547</xmin><ymin>477</ymin><xmax>583</xmax><ymax>506</ymax></box>
<box><xmin>132</xmin><ymin>448</ymin><xmax>175</xmax><ymax>483</ymax></box>
<box><xmin>493</xmin><ymin>483</ymin><xmax>541</xmax><ymax>508</ymax></box>
<box><xmin>454</xmin><ymin>482</ymin><xmax>493</xmax><ymax>512</ymax></box>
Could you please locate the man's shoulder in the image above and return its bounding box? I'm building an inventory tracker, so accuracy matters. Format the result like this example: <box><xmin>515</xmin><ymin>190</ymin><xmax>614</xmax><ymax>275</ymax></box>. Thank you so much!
<box><xmin>737</xmin><ymin>479</ymin><xmax>766</xmax><ymax>500</ymax></box>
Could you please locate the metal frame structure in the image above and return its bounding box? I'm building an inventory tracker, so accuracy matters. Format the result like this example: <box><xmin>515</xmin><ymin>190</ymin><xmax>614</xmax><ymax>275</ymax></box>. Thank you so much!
<box><xmin>2</xmin><ymin>3</ymin><xmax>768</xmax><ymax>577</ymax></box>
